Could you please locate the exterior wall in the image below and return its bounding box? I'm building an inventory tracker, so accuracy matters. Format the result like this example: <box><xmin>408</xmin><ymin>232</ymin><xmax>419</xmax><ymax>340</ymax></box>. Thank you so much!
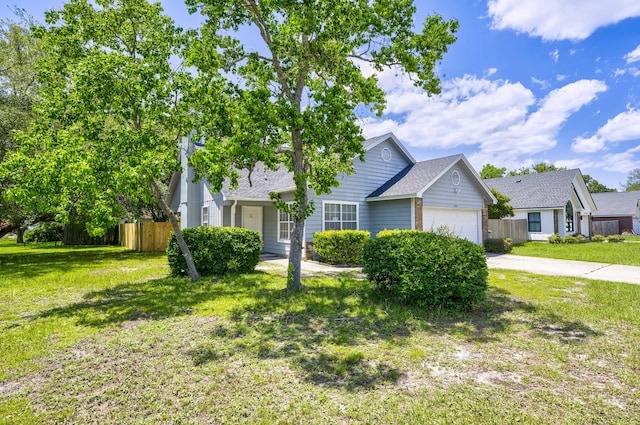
<box><xmin>513</xmin><ymin>210</ymin><xmax>556</xmax><ymax>241</ymax></box>
<box><xmin>422</xmin><ymin>163</ymin><xmax>485</xmax><ymax>210</ymax></box>
<box><xmin>368</xmin><ymin>199</ymin><xmax>413</xmax><ymax>236</ymax></box>
<box><xmin>201</xmin><ymin>183</ymin><xmax>223</xmax><ymax>228</ymax></box>
<box><xmin>305</xmin><ymin>138</ymin><xmax>413</xmax><ymax>242</ymax></box>
<box><xmin>414</xmin><ymin>198</ymin><xmax>423</xmax><ymax>231</ymax></box>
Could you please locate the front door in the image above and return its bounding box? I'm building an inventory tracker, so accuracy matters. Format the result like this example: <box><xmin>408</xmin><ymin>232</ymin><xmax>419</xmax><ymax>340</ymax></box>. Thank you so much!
<box><xmin>242</xmin><ymin>206</ymin><xmax>263</xmax><ymax>239</ymax></box>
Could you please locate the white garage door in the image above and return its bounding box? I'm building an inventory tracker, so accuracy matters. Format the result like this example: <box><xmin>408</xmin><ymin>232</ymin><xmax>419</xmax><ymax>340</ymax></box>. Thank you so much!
<box><xmin>422</xmin><ymin>207</ymin><xmax>481</xmax><ymax>244</ymax></box>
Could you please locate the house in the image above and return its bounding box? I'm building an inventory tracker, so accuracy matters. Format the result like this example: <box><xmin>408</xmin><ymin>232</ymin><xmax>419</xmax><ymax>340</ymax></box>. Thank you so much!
<box><xmin>167</xmin><ymin>133</ymin><xmax>496</xmax><ymax>257</ymax></box>
<box><xmin>591</xmin><ymin>191</ymin><xmax>640</xmax><ymax>235</ymax></box>
<box><xmin>484</xmin><ymin>170</ymin><xmax>596</xmax><ymax>241</ymax></box>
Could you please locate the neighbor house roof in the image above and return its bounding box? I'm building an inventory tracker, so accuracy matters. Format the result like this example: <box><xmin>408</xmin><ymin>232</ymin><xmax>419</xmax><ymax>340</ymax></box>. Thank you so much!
<box><xmin>484</xmin><ymin>169</ymin><xmax>585</xmax><ymax>210</ymax></box>
<box><xmin>591</xmin><ymin>191</ymin><xmax>640</xmax><ymax>217</ymax></box>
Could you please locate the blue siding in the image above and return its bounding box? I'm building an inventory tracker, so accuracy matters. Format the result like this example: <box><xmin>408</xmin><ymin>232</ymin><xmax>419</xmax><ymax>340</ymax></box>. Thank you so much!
<box><xmin>369</xmin><ymin>199</ymin><xmax>413</xmax><ymax>236</ymax></box>
<box><xmin>306</xmin><ymin>138</ymin><xmax>413</xmax><ymax>241</ymax></box>
<box><xmin>422</xmin><ymin>163</ymin><xmax>485</xmax><ymax>209</ymax></box>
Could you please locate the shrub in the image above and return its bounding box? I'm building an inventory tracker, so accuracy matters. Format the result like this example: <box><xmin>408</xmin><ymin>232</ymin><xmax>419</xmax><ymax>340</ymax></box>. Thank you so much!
<box><xmin>548</xmin><ymin>233</ymin><xmax>563</xmax><ymax>244</ymax></box>
<box><xmin>606</xmin><ymin>234</ymin><xmax>625</xmax><ymax>243</ymax></box>
<box><xmin>590</xmin><ymin>234</ymin><xmax>605</xmax><ymax>242</ymax></box>
<box><xmin>563</xmin><ymin>235</ymin><xmax>578</xmax><ymax>244</ymax></box>
<box><xmin>24</xmin><ymin>222</ymin><xmax>64</xmax><ymax>243</ymax></box>
<box><xmin>313</xmin><ymin>230</ymin><xmax>370</xmax><ymax>265</ymax></box>
<box><xmin>574</xmin><ymin>234</ymin><xmax>587</xmax><ymax>243</ymax></box>
<box><xmin>363</xmin><ymin>230</ymin><xmax>488</xmax><ymax>311</ymax></box>
<box><xmin>167</xmin><ymin>226</ymin><xmax>262</xmax><ymax>277</ymax></box>
<box><xmin>484</xmin><ymin>238</ymin><xmax>513</xmax><ymax>254</ymax></box>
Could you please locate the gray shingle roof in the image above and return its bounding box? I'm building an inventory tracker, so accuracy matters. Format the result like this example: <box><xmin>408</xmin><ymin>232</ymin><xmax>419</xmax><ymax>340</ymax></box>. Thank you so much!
<box><xmin>369</xmin><ymin>154</ymin><xmax>462</xmax><ymax>198</ymax></box>
<box><xmin>222</xmin><ymin>163</ymin><xmax>294</xmax><ymax>199</ymax></box>
<box><xmin>591</xmin><ymin>191</ymin><xmax>640</xmax><ymax>216</ymax></box>
<box><xmin>484</xmin><ymin>170</ymin><xmax>581</xmax><ymax>209</ymax></box>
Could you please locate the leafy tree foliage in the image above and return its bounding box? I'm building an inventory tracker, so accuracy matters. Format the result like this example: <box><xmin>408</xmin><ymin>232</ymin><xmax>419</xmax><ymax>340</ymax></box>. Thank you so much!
<box><xmin>623</xmin><ymin>168</ymin><xmax>640</xmax><ymax>192</ymax></box>
<box><xmin>0</xmin><ymin>10</ymin><xmax>49</xmax><ymax>242</ymax></box>
<box><xmin>480</xmin><ymin>164</ymin><xmax>506</xmax><ymax>179</ymax></box>
<box><xmin>582</xmin><ymin>174</ymin><xmax>616</xmax><ymax>193</ymax></box>
<box><xmin>487</xmin><ymin>188</ymin><xmax>514</xmax><ymax>219</ymax></box>
<box><xmin>185</xmin><ymin>0</ymin><xmax>458</xmax><ymax>290</ymax></box>
<box><xmin>508</xmin><ymin>162</ymin><xmax>566</xmax><ymax>176</ymax></box>
<box><xmin>2</xmin><ymin>0</ymin><xmax>199</xmax><ymax>280</ymax></box>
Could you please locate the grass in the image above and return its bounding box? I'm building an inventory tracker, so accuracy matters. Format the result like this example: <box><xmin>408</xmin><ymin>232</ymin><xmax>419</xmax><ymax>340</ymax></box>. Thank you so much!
<box><xmin>1</xmin><ymin>240</ymin><xmax>640</xmax><ymax>424</ymax></box>
<box><xmin>511</xmin><ymin>240</ymin><xmax>640</xmax><ymax>266</ymax></box>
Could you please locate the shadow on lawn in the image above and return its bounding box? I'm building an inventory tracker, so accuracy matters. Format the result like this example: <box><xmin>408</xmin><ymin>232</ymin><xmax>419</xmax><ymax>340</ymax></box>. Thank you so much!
<box><xmin>0</xmin><ymin>245</ymin><xmax>164</xmax><ymax>279</ymax></box>
<box><xmin>186</xmin><ymin>276</ymin><xmax>601</xmax><ymax>390</ymax></box>
<box><xmin>36</xmin><ymin>269</ymin><xmax>600</xmax><ymax>390</ymax></box>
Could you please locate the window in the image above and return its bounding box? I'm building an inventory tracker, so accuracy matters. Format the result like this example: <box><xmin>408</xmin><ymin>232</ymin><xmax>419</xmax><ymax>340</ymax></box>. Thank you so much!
<box><xmin>565</xmin><ymin>201</ymin><xmax>574</xmax><ymax>233</ymax></box>
<box><xmin>528</xmin><ymin>212</ymin><xmax>541</xmax><ymax>232</ymax></box>
<box><xmin>202</xmin><ymin>206</ymin><xmax>209</xmax><ymax>227</ymax></box>
<box><xmin>323</xmin><ymin>202</ymin><xmax>358</xmax><ymax>231</ymax></box>
<box><xmin>278</xmin><ymin>209</ymin><xmax>294</xmax><ymax>242</ymax></box>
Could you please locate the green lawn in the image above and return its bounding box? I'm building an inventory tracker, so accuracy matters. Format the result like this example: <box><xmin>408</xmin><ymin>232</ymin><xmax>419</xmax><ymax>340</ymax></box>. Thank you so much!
<box><xmin>1</xmin><ymin>240</ymin><xmax>639</xmax><ymax>424</ymax></box>
<box><xmin>511</xmin><ymin>240</ymin><xmax>640</xmax><ymax>266</ymax></box>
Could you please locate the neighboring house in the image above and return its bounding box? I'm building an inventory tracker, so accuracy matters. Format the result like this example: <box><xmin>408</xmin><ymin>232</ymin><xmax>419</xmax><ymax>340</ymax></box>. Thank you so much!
<box><xmin>484</xmin><ymin>170</ymin><xmax>596</xmax><ymax>241</ymax></box>
<box><xmin>167</xmin><ymin>132</ymin><xmax>496</xmax><ymax>257</ymax></box>
<box><xmin>591</xmin><ymin>191</ymin><xmax>640</xmax><ymax>235</ymax></box>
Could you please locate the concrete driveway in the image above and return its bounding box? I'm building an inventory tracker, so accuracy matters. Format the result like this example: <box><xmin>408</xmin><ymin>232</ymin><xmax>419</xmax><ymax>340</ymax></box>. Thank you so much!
<box><xmin>486</xmin><ymin>254</ymin><xmax>640</xmax><ymax>285</ymax></box>
<box><xmin>260</xmin><ymin>254</ymin><xmax>640</xmax><ymax>284</ymax></box>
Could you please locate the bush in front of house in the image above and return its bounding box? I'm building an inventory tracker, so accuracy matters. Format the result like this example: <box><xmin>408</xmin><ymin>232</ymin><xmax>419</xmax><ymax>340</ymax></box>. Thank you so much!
<box><xmin>606</xmin><ymin>234</ymin><xmax>626</xmax><ymax>243</ymax></box>
<box><xmin>563</xmin><ymin>235</ymin><xmax>578</xmax><ymax>244</ymax></box>
<box><xmin>363</xmin><ymin>229</ymin><xmax>488</xmax><ymax>311</ymax></box>
<box><xmin>548</xmin><ymin>233</ymin><xmax>563</xmax><ymax>244</ymax></box>
<box><xmin>591</xmin><ymin>234</ymin><xmax>606</xmax><ymax>242</ymax></box>
<box><xmin>313</xmin><ymin>230</ymin><xmax>370</xmax><ymax>265</ymax></box>
<box><xmin>167</xmin><ymin>226</ymin><xmax>262</xmax><ymax>277</ymax></box>
<box><xmin>23</xmin><ymin>222</ymin><xmax>64</xmax><ymax>243</ymax></box>
<box><xmin>484</xmin><ymin>238</ymin><xmax>513</xmax><ymax>254</ymax></box>
<box><xmin>573</xmin><ymin>234</ymin><xmax>587</xmax><ymax>243</ymax></box>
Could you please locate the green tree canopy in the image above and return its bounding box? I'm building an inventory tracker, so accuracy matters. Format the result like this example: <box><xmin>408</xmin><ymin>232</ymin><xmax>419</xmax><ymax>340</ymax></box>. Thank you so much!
<box><xmin>185</xmin><ymin>0</ymin><xmax>458</xmax><ymax>290</ymax></box>
<box><xmin>2</xmin><ymin>0</ymin><xmax>199</xmax><ymax>280</ymax></box>
<box><xmin>480</xmin><ymin>164</ymin><xmax>506</xmax><ymax>179</ymax></box>
<box><xmin>488</xmin><ymin>188</ymin><xmax>514</xmax><ymax>219</ymax></box>
<box><xmin>0</xmin><ymin>10</ymin><xmax>50</xmax><ymax>241</ymax></box>
<box><xmin>582</xmin><ymin>174</ymin><xmax>616</xmax><ymax>193</ymax></box>
<box><xmin>623</xmin><ymin>168</ymin><xmax>640</xmax><ymax>192</ymax></box>
<box><xmin>508</xmin><ymin>162</ymin><xmax>566</xmax><ymax>176</ymax></box>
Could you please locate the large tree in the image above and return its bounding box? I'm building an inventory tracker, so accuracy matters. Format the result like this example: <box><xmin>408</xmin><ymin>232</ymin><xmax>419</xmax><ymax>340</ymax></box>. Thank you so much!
<box><xmin>582</xmin><ymin>174</ymin><xmax>616</xmax><ymax>193</ymax></box>
<box><xmin>185</xmin><ymin>0</ymin><xmax>458</xmax><ymax>290</ymax></box>
<box><xmin>487</xmin><ymin>188</ymin><xmax>514</xmax><ymax>219</ymax></box>
<box><xmin>2</xmin><ymin>0</ymin><xmax>200</xmax><ymax>281</ymax></box>
<box><xmin>0</xmin><ymin>11</ymin><xmax>49</xmax><ymax>242</ymax></box>
<box><xmin>480</xmin><ymin>164</ymin><xmax>506</xmax><ymax>179</ymax></box>
<box><xmin>623</xmin><ymin>168</ymin><xmax>640</xmax><ymax>192</ymax></box>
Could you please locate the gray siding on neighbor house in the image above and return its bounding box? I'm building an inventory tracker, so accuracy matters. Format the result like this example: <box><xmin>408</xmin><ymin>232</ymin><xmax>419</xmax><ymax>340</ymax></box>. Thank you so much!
<box><xmin>201</xmin><ymin>184</ymin><xmax>223</xmax><ymax>227</ymax></box>
<box><xmin>422</xmin><ymin>163</ymin><xmax>485</xmax><ymax>209</ymax></box>
<box><xmin>305</xmin><ymin>138</ymin><xmax>413</xmax><ymax>241</ymax></box>
<box><xmin>369</xmin><ymin>199</ymin><xmax>413</xmax><ymax>236</ymax></box>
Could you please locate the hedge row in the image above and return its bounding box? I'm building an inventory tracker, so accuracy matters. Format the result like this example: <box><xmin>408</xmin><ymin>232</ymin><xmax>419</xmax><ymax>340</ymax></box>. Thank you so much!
<box><xmin>312</xmin><ymin>230</ymin><xmax>370</xmax><ymax>265</ymax></box>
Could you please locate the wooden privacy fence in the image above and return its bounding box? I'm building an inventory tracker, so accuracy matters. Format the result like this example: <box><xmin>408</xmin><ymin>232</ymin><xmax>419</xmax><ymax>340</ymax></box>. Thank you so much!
<box><xmin>488</xmin><ymin>219</ymin><xmax>528</xmax><ymax>245</ymax></box>
<box><xmin>119</xmin><ymin>222</ymin><xmax>174</xmax><ymax>252</ymax></box>
<box><xmin>592</xmin><ymin>220</ymin><xmax>619</xmax><ymax>236</ymax></box>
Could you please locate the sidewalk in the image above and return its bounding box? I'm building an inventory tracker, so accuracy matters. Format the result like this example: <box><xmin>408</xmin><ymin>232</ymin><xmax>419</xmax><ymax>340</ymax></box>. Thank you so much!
<box><xmin>260</xmin><ymin>254</ymin><xmax>640</xmax><ymax>285</ymax></box>
<box><xmin>486</xmin><ymin>254</ymin><xmax>640</xmax><ymax>285</ymax></box>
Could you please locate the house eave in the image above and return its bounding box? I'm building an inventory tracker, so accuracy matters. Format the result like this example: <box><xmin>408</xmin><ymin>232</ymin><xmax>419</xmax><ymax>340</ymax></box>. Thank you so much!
<box><xmin>366</xmin><ymin>194</ymin><xmax>417</xmax><ymax>202</ymax></box>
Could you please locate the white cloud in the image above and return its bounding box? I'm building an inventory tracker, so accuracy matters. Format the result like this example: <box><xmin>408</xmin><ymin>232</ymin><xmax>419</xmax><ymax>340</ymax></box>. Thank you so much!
<box><xmin>624</xmin><ymin>44</ymin><xmax>640</xmax><ymax>64</ymax></box>
<box><xmin>557</xmin><ymin>74</ymin><xmax>568</xmax><ymax>81</ymax></box>
<box><xmin>486</xmin><ymin>68</ymin><xmax>498</xmax><ymax>76</ymax></box>
<box><xmin>572</xmin><ymin>108</ymin><xmax>640</xmax><ymax>153</ymax></box>
<box><xmin>550</xmin><ymin>49</ymin><xmax>559</xmax><ymax>63</ymax></box>
<box><xmin>531</xmin><ymin>77</ymin><xmax>548</xmax><ymax>89</ymax></box>
<box><xmin>361</xmin><ymin>65</ymin><xmax>607</xmax><ymax>167</ymax></box>
<box><xmin>487</xmin><ymin>0</ymin><xmax>640</xmax><ymax>41</ymax></box>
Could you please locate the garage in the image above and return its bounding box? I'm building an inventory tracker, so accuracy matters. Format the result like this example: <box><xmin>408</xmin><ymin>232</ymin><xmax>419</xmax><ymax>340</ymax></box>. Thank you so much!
<box><xmin>422</xmin><ymin>207</ymin><xmax>482</xmax><ymax>244</ymax></box>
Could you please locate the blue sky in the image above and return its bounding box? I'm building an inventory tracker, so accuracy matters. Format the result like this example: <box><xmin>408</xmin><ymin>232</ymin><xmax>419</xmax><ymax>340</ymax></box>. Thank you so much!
<box><xmin>4</xmin><ymin>0</ymin><xmax>640</xmax><ymax>190</ymax></box>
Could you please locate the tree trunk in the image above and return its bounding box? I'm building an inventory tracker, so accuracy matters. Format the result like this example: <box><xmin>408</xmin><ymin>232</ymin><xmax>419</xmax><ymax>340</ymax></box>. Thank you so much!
<box><xmin>0</xmin><ymin>224</ymin><xmax>19</xmax><ymax>240</ymax></box>
<box><xmin>149</xmin><ymin>178</ymin><xmax>200</xmax><ymax>282</ymax></box>
<box><xmin>286</xmin><ymin>127</ymin><xmax>307</xmax><ymax>291</ymax></box>
<box><xmin>15</xmin><ymin>226</ymin><xmax>26</xmax><ymax>244</ymax></box>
